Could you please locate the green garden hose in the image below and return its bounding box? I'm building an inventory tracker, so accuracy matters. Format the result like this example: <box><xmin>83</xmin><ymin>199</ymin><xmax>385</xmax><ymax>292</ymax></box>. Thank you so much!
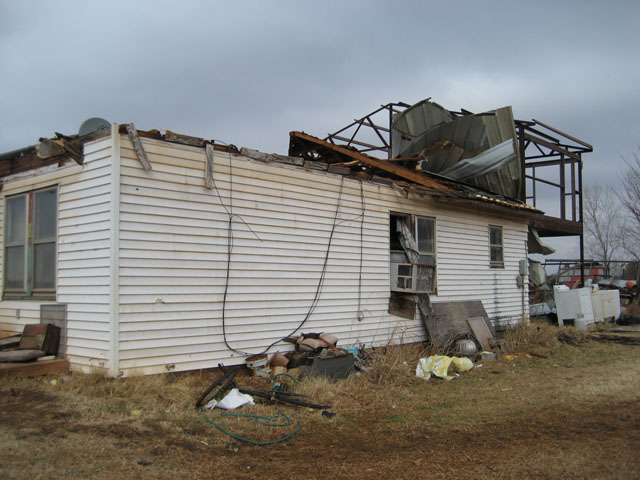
<box><xmin>198</xmin><ymin>410</ymin><xmax>302</xmax><ymax>446</ymax></box>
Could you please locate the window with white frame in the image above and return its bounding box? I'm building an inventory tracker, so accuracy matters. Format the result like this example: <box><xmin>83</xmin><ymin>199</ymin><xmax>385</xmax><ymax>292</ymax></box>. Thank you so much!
<box><xmin>489</xmin><ymin>225</ymin><xmax>504</xmax><ymax>268</ymax></box>
<box><xmin>390</xmin><ymin>213</ymin><xmax>436</xmax><ymax>293</ymax></box>
<box><xmin>4</xmin><ymin>187</ymin><xmax>57</xmax><ymax>297</ymax></box>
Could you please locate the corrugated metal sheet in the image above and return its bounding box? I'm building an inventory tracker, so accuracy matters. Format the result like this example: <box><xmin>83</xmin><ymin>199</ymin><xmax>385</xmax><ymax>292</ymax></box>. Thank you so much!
<box><xmin>391</xmin><ymin>100</ymin><xmax>522</xmax><ymax>200</ymax></box>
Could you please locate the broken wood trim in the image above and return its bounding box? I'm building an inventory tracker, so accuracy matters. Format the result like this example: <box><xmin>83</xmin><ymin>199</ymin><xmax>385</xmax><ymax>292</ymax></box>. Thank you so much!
<box><xmin>51</xmin><ymin>133</ymin><xmax>84</xmax><ymax>165</ymax></box>
<box><xmin>126</xmin><ymin>123</ymin><xmax>152</xmax><ymax>170</ymax></box>
<box><xmin>289</xmin><ymin>131</ymin><xmax>452</xmax><ymax>192</ymax></box>
<box><xmin>165</xmin><ymin>130</ymin><xmax>205</xmax><ymax>147</ymax></box>
<box><xmin>529</xmin><ymin>214</ymin><xmax>583</xmax><ymax>237</ymax></box>
<box><xmin>205</xmin><ymin>143</ymin><xmax>214</xmax><ymax>189</ymax></box>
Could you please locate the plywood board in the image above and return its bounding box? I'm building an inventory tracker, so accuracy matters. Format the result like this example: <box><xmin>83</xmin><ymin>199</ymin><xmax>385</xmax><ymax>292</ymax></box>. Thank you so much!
<box><xmin>422</xmin><ymin>300</ymin><xmax>493</xmax><ymax>348</ymax></box>
<box><xmin>467</xmin><ymin>316</ymin><xmax>493</xmax><ymax>350</ymax></box>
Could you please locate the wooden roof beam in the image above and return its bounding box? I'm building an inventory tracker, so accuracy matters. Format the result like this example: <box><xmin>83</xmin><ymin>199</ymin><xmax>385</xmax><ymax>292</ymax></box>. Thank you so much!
<box><xmin>289</xmin><ymin>131</ymin><xmax>451</xmax><ymax>192</ymax></box>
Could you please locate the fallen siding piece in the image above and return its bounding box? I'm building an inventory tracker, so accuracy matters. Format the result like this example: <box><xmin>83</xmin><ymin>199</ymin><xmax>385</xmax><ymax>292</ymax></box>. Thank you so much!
<box><xmin>126</xmin><ymin>123</ymin><xmax>152</xmax><ymax>171</ymax></box>
<box><xmin>205</xmin><ymin>143</ymin><xmax>215</xmax><ymax>189</ymax></box>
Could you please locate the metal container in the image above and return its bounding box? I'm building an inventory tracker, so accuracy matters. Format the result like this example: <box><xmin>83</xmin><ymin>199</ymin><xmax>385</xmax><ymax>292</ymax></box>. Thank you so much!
<box><xmin>245</xmin><ymin>354</ymin><xmax>270</xmax><ymax>377</ymax></box>
<box><xmin>454</xmin><ymin>339</ymin><xmax>478</xmax><ymax>357</ymax></box>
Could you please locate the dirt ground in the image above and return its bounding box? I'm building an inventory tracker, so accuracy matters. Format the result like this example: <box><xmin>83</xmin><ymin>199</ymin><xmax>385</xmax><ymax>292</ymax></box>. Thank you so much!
<box><xmin>1</xmin><ymin>326</ymin><xmax>640</xmax><ymax>479</ymax></box>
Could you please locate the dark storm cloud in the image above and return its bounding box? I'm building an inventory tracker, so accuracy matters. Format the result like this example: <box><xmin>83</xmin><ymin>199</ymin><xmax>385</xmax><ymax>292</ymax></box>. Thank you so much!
<box><xmin>1</xmin><ymin>0</ymin><xmax>638</xmax><ymax>199</ymax></box>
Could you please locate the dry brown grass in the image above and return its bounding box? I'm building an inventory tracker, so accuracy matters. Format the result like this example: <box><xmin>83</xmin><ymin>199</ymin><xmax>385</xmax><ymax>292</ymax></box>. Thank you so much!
<box><xmin>3</xmin><ymin>339</ymin><xmax>640</xmax><ymax>479</ymax></box>
<box><xmin>625</xmin><ymin>299</ymin><xmax>640</xmax><ymax>316</ymax></box>
<box><xmin>359</xmin><ymin>342</ymin><xmax>429</xmax><ymax>386</ymax></box>
<box><xmin>502</xmin><ymin>320</ymin><xmax>560</xmax><ymax>353</ymax></box>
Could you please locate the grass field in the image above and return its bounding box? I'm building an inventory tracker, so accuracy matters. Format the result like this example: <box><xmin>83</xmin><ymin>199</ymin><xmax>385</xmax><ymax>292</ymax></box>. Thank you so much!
<box><xmin>1</xmin><ymin>323</ymin><xmax>639</xmax><ymax>479</ymax></box>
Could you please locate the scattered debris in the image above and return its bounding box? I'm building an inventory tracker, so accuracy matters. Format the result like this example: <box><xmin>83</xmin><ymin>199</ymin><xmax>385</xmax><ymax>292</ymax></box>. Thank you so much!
<box><xmin>421</xmin><ymin>301</ymin><xmax>494</xmax><ymax>351</ymax></box>
<box><xmin>415</xmin><ymin>355</ymin><xmax>474</xmax><ymax>381</ymax></box>
<box><xmin>205</xmin><ymin>388</ymin><xmax>255</xmax><ymax>411</ymax></box>
<box><xmin>478</xmin><ymin>351</ymin><xmax>498</xmax><ymax>361</ymax></box>
<box><xmin>196</xmin><ymin>364</ymin><xmax>331</xmax><ymax>411</ymax></box>
<box><xmin>0</xmin><ymin>323</ymin><xmax>61</xmax><ymax>365</ymax></box>
<box><xmin>557</xmin><ymin>333</ymin><xmax>581</xmax><ymax>347</ymax></box>
<box><xmin>467</xmin><ymin>317</ymin><xmax>494</xmax><ymax>350</ymax></box>
<box><xmin>245</xmin><ymin>354</ymin><xmax>269</xmax><ymax>378</ymax></box>
<box><xmin>453</xmin><ymin>339</ymin><xmax>478</xmax><ymax>356</ymax></box>
<box><xmin>617</xmin><ymin>314</ymin><xmax>640</xmax><ymax>326</ymax></box>
<box><xmin>0</xmin><ymin>335</ymin><xmax>21</xmax><ymax>351</ymax></box>
<box><xmin>0</xmin><ymin>349</ymin><xmax>46</xmax><ymax>363</ymax></box>
<box><xmin>198</xmin><ymin>412</ymin><xmax>302</xmax><ymax>446</ymax></box>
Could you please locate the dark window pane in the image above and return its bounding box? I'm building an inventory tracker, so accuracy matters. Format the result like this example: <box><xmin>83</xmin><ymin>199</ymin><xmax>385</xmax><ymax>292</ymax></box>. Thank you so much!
<box><xmin>490</xmin><ymin>246</ymin><xmax>503</xmax><ymax>263</ymax></box>
<box><xmin>5</xmin><ymin>196</ymin><xmax>26</xmax><ymax>244</ymax></box>
<box><xmin>490</xmin><ymin>226</ymin><xmax>502</xmax><ymax>246</ymax></box>
<box><xmin>5</xmin><ymin>246</ymin><xmax>25</xmax><ymax>290</ymax></box>
<box><xmin>34</xmin><ymin>189</ymin><xmax>57</xmax><ymax>241</ymax></box>
<box><xmin>398</xmin><ymin>264</ymin><xmax>412</xmax><ymax>276</ymax></box>
<box><xmin>34</xmin><ymin>242</ymin><xmax>56</xmax><ymax>290</ymax></box>
<box><xmin>417</xmin><ymin>217</ymin><xmax>434</xmax><ymax>254</ymax></box>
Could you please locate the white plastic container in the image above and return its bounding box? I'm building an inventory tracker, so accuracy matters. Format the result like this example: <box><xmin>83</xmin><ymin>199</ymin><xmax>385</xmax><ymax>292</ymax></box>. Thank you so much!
<box><xmin>554</xmin><ymin>287</ymin><xmax>594</xmax><ymax>329</ymax></box>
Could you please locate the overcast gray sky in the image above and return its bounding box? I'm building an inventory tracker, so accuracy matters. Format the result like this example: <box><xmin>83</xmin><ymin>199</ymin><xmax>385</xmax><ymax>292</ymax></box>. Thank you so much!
<box><xmin>1</xmin><ymin>0</ymin><xmax>639</xmax><ymax>256</ymax></box>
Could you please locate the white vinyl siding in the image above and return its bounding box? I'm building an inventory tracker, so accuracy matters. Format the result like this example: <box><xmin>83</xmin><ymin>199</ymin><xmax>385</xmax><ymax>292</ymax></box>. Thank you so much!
<box><xmin>115</xmin><ymin>135</ymin><xmax>529</xmax><ymax>375</ymax></box>
<box><xmin>0</xmin><ymin>136</ymin><xmax>113</xmax><ymax>372</ymax></box>
<box><xmin>1</xmin><ymin>131</ymin><xmax>529</xmax><ymax>376</ymax></box>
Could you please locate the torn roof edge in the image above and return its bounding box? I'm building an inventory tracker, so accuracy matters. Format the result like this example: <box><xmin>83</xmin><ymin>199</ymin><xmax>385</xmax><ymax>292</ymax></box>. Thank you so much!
<box><xmin>0</xmin><ymin>123</ymin><xmax>541</xmax><ymax>215</ymax></box>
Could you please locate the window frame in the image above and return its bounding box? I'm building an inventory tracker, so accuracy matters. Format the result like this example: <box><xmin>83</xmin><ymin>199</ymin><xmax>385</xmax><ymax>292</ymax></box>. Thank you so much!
<box><xmin>3</xmin><ymin>186</ymin><xmax>58</xmax><ymax>300</ymax></box>
<box><xmin>389</xmin><ymin>212</ymin><xmax>437</xmax><ymax>294</ymax></box>
<box><xmin>489</xmin><ymin>224</ymin><xmax>504</xmax><ymax>268</ymax></box>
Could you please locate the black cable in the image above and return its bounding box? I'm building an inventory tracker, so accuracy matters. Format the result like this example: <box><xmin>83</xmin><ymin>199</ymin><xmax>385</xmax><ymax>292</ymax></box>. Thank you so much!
<box><xmin>218</xmin><ymin>169</ymin><xmax>347</xmax><ymax>356</ymax></box>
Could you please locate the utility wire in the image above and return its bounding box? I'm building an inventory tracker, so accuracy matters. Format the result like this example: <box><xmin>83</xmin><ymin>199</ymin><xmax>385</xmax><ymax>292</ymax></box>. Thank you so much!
<box><xmin>213</xmin><ymin>148</ymin><xmax>349</xmax><ymax>356</ymax></box>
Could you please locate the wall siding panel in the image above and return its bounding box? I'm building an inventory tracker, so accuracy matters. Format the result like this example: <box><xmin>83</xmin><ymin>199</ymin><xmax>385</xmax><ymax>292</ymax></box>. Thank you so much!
<box><xmin>116</xmin><ymin>136</ymin><xmax>529</xmax><ymax>375</ymax></box>
<box><xmin>0</xmin><ymin>136</ymin><xmax>113</xmax><ymax>372</ymax></box>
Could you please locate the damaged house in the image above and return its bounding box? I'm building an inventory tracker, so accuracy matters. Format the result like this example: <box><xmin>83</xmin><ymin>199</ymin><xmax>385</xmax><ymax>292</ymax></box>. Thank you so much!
<box><xmin>0</xmin><ymin>100</ymin><xmax>591</xmax><ymax>376</ymax></box>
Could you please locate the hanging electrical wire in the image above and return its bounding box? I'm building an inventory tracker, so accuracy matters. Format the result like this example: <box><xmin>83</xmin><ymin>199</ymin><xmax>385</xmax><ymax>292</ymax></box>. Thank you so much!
<box><xmin>211</xmin><ymin>149</ymin><xmax>355</xmax><ymax>356</ymax></box>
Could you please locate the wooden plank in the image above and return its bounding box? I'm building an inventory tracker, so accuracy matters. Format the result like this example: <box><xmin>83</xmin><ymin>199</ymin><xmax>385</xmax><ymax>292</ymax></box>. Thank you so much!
<box><xmin>165</xmin><ymin>130</ymin><xmax>205</xmax><ymax>147</ymax></box>
<box><xmin>467</xmin><ymin>317</ymin><xmax>494</xmax><ymax>350</ymax></box>
<box><xmin>126</xmin><ymin>123</ymin><xmax>152</xmax><ymax>170</ymax></box>
<box><xmin>0</xmin><ymin>358</ymin><xmax>69</xmax><ymax>377</ymax></box>
<box><xmin>205</xmin><ymin>143</ymin><xmax>214</xmax><ymax>189</ymax></box>
<box><xmin>290</xmin><ymin>131</ymin><xmax>453</xmax><ymax>192</ymax></box>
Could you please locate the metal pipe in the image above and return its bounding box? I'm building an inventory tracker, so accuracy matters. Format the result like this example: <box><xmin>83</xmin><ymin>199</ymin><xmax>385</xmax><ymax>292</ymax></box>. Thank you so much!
<box><xmin>578</xmin><ymin>156</ymin><xmax>585</xmax><ymax>286</ymax></box>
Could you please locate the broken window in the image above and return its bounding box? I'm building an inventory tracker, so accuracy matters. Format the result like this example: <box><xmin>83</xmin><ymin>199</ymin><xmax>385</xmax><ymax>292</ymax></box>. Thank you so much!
<box><xmin>390</xmin><ymin>213</ymin><xmax>436</xmax><ymax>293</ymax></box>
<box><xmin>489</xmin><ymin>225</ymin><xmax>504</xmax><ymax>268</ymax></box>
<box><xmin>3</xmin><ymin>187</ymin><xmax>57</xmax><ymax>297</ymax></box>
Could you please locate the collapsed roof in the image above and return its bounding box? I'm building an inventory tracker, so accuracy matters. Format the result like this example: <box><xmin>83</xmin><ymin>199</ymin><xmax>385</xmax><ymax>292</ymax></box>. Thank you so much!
<box><xmin>1</xmin><ymin>97</ymin><xmax>592</xmax><ymax>228</ymax></box>
<box><xmin>391</xmin><ymin>100</ymin><xmax>521</xmax><ymax>200</ymax></box>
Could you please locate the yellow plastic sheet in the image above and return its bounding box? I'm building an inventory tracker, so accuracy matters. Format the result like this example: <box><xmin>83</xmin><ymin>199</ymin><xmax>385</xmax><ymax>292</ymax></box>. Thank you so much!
<box><xmin>415</xmin><ymin>355</ymin><xmax>474</xmax><ymax>381</ymax></box>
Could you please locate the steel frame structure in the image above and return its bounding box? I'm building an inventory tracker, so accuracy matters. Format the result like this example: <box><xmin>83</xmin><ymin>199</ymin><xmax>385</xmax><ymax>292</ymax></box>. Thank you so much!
<box><xmin>324</xmin><ymin>102</ymin><xmax>593</xmax><ymax>284</ymax></box>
